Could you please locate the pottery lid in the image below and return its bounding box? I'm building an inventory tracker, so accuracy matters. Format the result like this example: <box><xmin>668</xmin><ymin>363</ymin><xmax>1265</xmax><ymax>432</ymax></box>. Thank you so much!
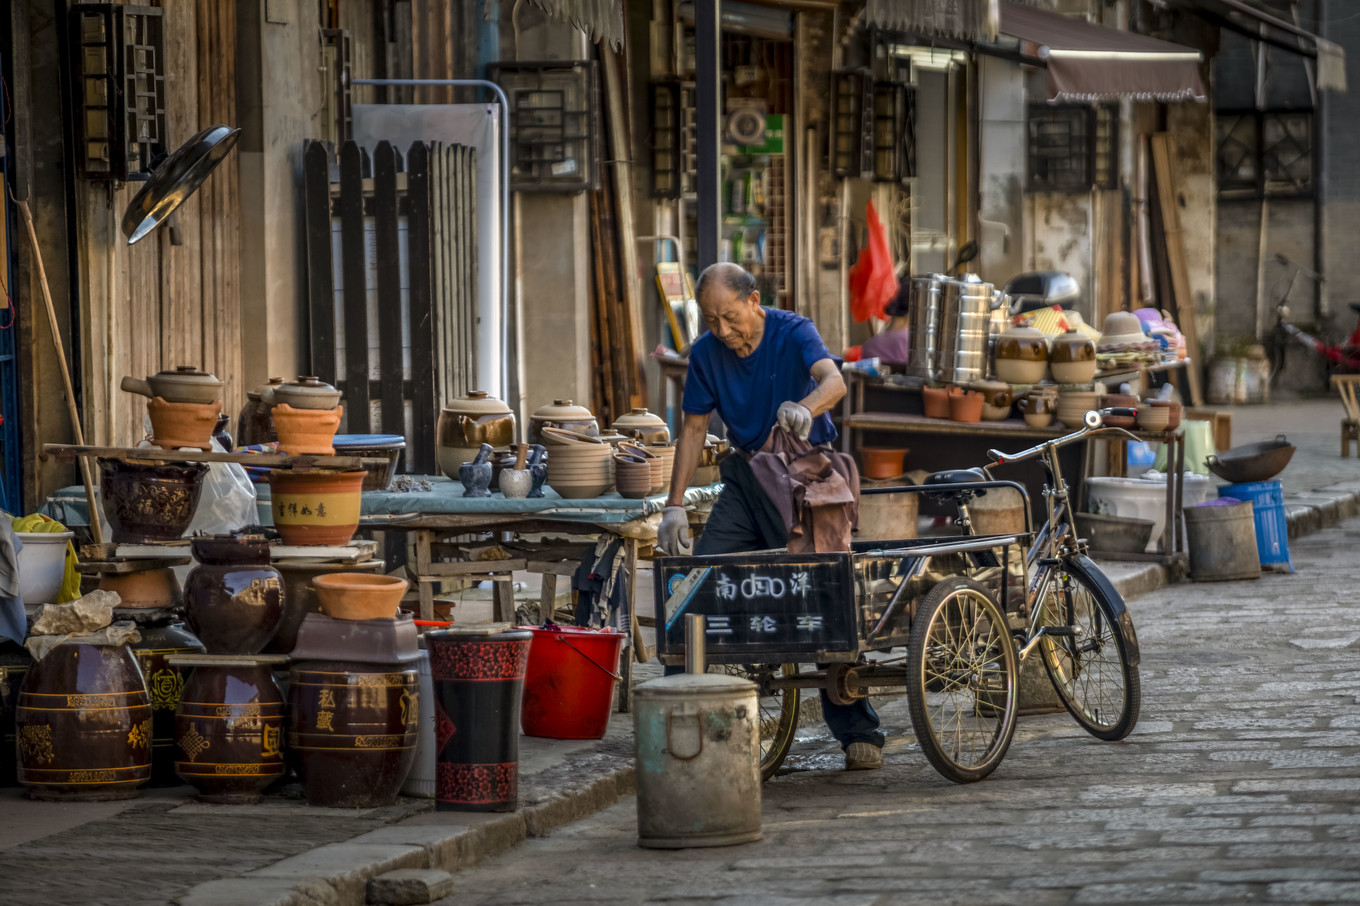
<box><xmin>1000</xmin><ymin>322</ymin><xmax>1047</xmax><ymax>341</ymax></box>
<box><xmin>442</xmin><ymin>389</ymin><xmax>512</xmax><ymax>417</ymax></box>
<box><xmin>151</xmin><ymin>365</ymin><xmax>222</xmax><ymax>386</ymax></box>
<box><xmin>281</xmin><ymin>376</ymin><xmax>338</xmax><ymax>395</ymax></box>
<box><xmin>611</xmin><ymin>408</ymin><xmax>667</xmax><ymax>432</ymax></box>
<box><xmin>531</xmin><ymin>399</ymin><xmax>595</xmax><ymax>421</ymax></box>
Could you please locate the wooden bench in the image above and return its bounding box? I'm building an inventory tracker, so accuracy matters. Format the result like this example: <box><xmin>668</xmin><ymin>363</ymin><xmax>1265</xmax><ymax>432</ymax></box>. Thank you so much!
<box><xmin>1331</xmin><ymin>375</ymin><xmax>1360</xmax><ymax>457</ymax></box>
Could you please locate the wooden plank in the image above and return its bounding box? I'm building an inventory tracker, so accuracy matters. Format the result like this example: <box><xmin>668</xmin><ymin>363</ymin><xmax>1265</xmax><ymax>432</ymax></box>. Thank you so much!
<box><xmin>407</xmin><ymin>142</ymin><xmax>435</xmax><ymax>473</ymax></box>
<box><xmin>373</xmin><ymin>141</ymin><xmax>404</xmax><ymax>436</ymax></box>
<box><xmin>42</xmin><ymin>444</ymin><xmax>391</xmax><ymax>470</ymax></box>
<box><xmin>339</xmin><ymin>141</ymin><xmax>371</xmax><ymax>432</ymax></box>
<box><xmin>600</xmin><ymin>52</ymin><xmax>647</xmax><ymax>410</ymax></box>
<box><xmin>303</xmin><ymin>141</ymin><xmax>337</xmax><ymax>380</ymax></box>
<box><xmin>1150</xmin><ymin>133</ymin><xmax>1204</xmax><ymax>407</ymax></box>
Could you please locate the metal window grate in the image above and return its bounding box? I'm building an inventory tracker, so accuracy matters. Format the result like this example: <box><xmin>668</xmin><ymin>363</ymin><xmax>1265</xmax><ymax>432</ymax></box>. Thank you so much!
<box><xmin>1215</xmin><ymin>109</ymin><xmax>1314</xmax><ymax>199</ymax></box>
<box><xmin>490</xmin><ymin>61</ymin><xmax>600</xmax><ymax>194</ymax></box>
<box><xmin>650</xmin><ymin>80</ymin><xmax>682</xmax><ymax>199</ymax></box>
<box><xmin>832</xmin><ymin>70</ymin><xmax>873</xmax><ymax>178</ymax></box>
<box><xmin>871</xmin><ymin>81</ymin><xmax>915</xmax><ymax>183</ymax></box>
<box><xmin>1027</xmin><ymin>105</ymin><xmax>1090</xmax><ymax>192</ymax></box>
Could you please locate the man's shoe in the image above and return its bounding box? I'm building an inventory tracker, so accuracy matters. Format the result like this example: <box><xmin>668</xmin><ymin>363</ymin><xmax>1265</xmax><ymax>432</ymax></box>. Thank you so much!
<box><xmin>844</xmin><ymin>742</ymin><xmax>883</xmax><ymax>771</ymax></box>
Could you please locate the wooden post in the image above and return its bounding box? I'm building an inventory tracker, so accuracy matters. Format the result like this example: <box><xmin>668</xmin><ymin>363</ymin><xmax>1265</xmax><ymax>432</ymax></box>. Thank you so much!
<box><xmin>1149</xmin><ymin>134</ymin><xmax>1204</xmax><ymax>407</ymax></box>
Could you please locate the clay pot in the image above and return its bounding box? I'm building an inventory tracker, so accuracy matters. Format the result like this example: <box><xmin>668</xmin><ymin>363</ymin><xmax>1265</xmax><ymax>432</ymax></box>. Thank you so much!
<box><xmin>1057</xmin><ymin>390</ymin><xmax>1101</xmax><ymax>428</ymax></box>
<box><xmin>97</xmin><ymin>565</ymin><xmax>184</xmax><ymax>609</ymax></box>
<box><xmin>0</xmin><ymin>641</ymin><xmax>34</xmax><ymax>787</ymax></box>
<box><xmin>332</xmin><ymin>434</ymin><xmax>405</xmax><ymax>491</ymax></box>
<box><xmin>527</xmin><ymin>399</ymin><xmax>599</xmax><ymax>447</ymax></box>
<box><xmin>1099</xmin><ymin>393</ymin><xmax>1139</xmax><ymax>428</ymax></box>
<box><xmin>237</xmin><ymin>378</ymin><xmax>285</xmax><ymax>445</ymax></box>
<box><xmin>98</xmin><ymin>457</ymin><xmax>209</xmax><ymax>543</ymax></box>
<box><xmin>185</xmin><ymin>534</ymin><xmax>285</xmax><ymax>655</ymax></box>
<box><xmin>272</xmin><ymin>403</ymin><xmax>343</xmax><ymax>456</ymax></box>
<box><xmin>1049</xmin><ymin>330</ymin><xmax>1098</xmax><ymax>384</ymax></box>
<box><xmin>859</xmin><ymin>447</ymin><xmax>908</xmax><ymax>480</ymax></box>
<box><xmin>949</xmin><ymin>388</ymin><xmax>985</xmax><ymax>423</ymax></box>
<box><xmin>613</xmin><ymin>455</ymin><xmax>652</xmax><ymax>499</ymax></box>
<box><xmin>268</xmin><ymin>559</ymin><xmax>385</xmax><ymax>654</ymax></box>
<box><xmin>268</xmin><ymin>470</ymin><xmax>366</xmax><ymax>546</ymax></box>
<box><xmin>922</xmin><ymin>386</ymin><xmax>951</xmax><ymax>419</ymax></box>
<box><xmin>995</xmin><ymin>323</ymin><xmax>1049</xmax><ymax>385</ymax></box>
<box><xmin>288</xmin><ymin>618</ymin><xmax>420</xmax><ymax>808</ymax></box>
<box><xmin>121</xmin><ymin>366</ymin><xmax>223</xmax><ymax>404</ymax></box>
<box><xmin>610</xmin><ymin>408</ymin><xmax>670</xmax><ymax>445</ymax></box>
<box><xmin>971</xmin><ymin>380</ymin><xmax>1013</xmax><ymax>421</ymax></box>
<box><xmin>124</xmin><ymin>615</ymin><xmax>205</xmax><ymax>786</ymax></box>
<box><xmin>312</xmin><ymin>573</ymin><xmax>409</xmax><ymax>621</ymax></box>
<box><xmin>544</xmin><ymin>438</ymin><xmax>613</xmax><ymax>499</ymax></box>
<box><xmin>263</xmin><ymin>376</ymin><xmax>342</xmax><ymax>410</ymax></box>
<box><xmin>147</xmin><ymin>397</ymin><xmax>222</xmax><ymax>450</ymax></box>
<box><xmin>437</xmin><ymin>390</ymin><xmax>517</xmax><ymax>480</ymax></box>
<box><xmin>16</xmin><ymin>640</ymin><xmax>152</xmax><ymax>801</ymax></box>
<box><xmin>643</xmin><ymin>443</ymin><xmax>675</xmax><ymax>495</ymax></box>
<box><xmin>171</xmin><ymin>654</ymin><xmax>288</xmax><ymax>803</ymax></box>
<box><xmin>1021</xmin><ymin>393</ymin><xmax>1056</xmax><ymax>429</ymax></box>
<box><xmin>1147</xmin><ymin>398</ymin><xmax>1183</xmax><ymax>429</ymax></box>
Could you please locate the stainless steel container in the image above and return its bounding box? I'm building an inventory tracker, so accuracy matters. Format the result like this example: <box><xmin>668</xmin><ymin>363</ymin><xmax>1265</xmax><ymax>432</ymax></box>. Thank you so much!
<box><xmin>634</xmin><ymin>672</ymin><xmax>762</xmax><ymax>849</ymax></box>
<box><xmin>937</xmin><ymin>275</ymin><xmax>994</xmax><ymax>385</ymax></box>
<box><xmin>905</xmin><ymin>275</ymin><xmax>945</xmax><ymax>380</ymax></box>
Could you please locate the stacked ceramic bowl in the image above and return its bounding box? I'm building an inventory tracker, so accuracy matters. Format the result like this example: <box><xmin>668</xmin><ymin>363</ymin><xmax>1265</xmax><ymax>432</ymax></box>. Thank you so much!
<box><xmin>1136</xmin><ymin>399</ymin><xmax>1182</xmax><ymax>434</ymax></box>
<box><xmin>1056</xmin><ymin>389</ymin><xmax>1101</xmax><ymax>429</ymax></box>
<box><xmin>541</xmin><ymin>428</ymin><xmax>614</xmax><ymax>498</ymax></box>
<box><xmin>643</xmin><ymin>443</ymin><xmax>676</xmax><ymax>494</ymax></box>
<box><xmin>613</xmin><ymin>452</ymin><xmax>653</xmax><ymax>499</ymax></box>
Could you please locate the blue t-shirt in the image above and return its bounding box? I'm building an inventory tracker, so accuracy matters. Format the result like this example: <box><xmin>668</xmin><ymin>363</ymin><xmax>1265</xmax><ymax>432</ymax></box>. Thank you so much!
<box><xmin>683</xmin><ymin>308</ymin><xmax>838</xmax><ymax>452</ymax></box>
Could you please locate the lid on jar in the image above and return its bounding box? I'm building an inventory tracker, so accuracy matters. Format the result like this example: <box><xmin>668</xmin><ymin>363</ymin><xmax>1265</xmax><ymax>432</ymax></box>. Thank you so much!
<box><xmin>611</xmin><ymin>407</ymin><xmax>667</xmax><ymax>431</ymax></box>
<box><xmin>531</xmin><ymin>399</ymin><xmax>595</xmax><ymax>421</ymax></box>
<box><xmin>443</xmin><ymin>389</ymin><xmax>512</xmax><ymax>416</ymax></box>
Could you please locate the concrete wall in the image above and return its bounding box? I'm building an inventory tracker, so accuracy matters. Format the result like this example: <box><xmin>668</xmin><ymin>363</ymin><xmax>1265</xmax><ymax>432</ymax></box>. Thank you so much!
<box><xmin>1322</xmin><ymin>0</ymin><xmax>1360</xmax><ymax>345</ymax></box>
<box><xmin>977</xmin><ymin>56</ymin><xmax>1025</xmax><ymax>288</ymax></box>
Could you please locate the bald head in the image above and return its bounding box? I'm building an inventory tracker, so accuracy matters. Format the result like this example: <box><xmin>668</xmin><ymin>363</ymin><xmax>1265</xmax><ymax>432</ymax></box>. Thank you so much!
<box><xmin>696</xmin><ymin>263</ymin><xmax>757</xmax><ymax>304</ymax></box>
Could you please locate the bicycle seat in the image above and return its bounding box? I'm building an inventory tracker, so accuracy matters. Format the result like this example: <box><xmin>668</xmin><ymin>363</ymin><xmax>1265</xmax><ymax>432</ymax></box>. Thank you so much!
<box><xmin>921</xmin><ymin>468</ymin><xmax>990</xmax><ymax>503</ymax></box>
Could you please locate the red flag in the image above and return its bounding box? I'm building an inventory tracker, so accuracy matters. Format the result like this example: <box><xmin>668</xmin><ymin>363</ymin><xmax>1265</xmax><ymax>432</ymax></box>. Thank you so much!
<box><xmin>848</xmin><ymin>201</ymin><xmax>899</xmax><ymax>323</ymax></box>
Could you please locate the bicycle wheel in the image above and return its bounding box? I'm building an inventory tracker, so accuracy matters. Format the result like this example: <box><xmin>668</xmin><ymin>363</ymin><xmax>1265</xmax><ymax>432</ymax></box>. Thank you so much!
<box><xmin>906</xmin><ymin>578</ymin><xmax>1018</xmax><ymax>784</ymax></box>
<box><xmin>707</xmin><ymin>663</ymin><xmax>800</xmax><ymax>780</ymax></box>
<box><xmin>1037</xmin><ymin>558</ymin><xmax>1141</xmax><ymax>740</ymax></box>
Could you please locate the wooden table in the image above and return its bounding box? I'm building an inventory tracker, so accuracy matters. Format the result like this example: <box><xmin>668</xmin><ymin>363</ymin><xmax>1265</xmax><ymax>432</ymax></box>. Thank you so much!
<box><xmin>1331</xmin><ymin>374</ymin><xmax>1360</xmax><ymax>457</ymax></box>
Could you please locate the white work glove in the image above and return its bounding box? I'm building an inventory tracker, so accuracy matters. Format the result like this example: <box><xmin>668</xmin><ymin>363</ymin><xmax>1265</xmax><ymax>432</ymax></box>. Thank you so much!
<box><xmin>657</xmin><ymin>505</ymin><xmax>693</xmax><ymax>556</ymax></box>
<box><xmin>776</xmin><ymin>401</ymin><xmax>813</xmax><ymax>441</ymax></box>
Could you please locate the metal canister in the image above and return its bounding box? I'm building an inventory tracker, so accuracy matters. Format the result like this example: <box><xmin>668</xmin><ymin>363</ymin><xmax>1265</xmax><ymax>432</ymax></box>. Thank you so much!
<box><xmin>905</xmin><ymin>275</ymin><xmax>945</xmax><ymax>380</ymax></box>
<box><xmin>634</xmin><ymin>672</ymin><xmax>762</xmax><ymax>849</ymax></box>
<box><xmin>937</xmin><ymin>275</ymin><xmax>994</xmax><ymax>385</ymax></box>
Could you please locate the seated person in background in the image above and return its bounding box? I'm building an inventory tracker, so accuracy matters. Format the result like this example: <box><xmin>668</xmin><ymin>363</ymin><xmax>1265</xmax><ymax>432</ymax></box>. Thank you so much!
<box><xmin>860</xmin><ymin>277</ymin><xmax>912</xmax><ymax>366</ymax></box>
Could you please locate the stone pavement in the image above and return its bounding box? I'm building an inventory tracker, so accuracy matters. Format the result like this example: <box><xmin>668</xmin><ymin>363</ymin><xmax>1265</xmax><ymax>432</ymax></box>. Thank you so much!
<box><xmin>2</xmin><ymin>397</ymin><xmax>1358</xmax><ymax>906</ymax></box>
<box><xmin>442</xmin><ymin>515</ymin><xmax>1360</xmax><ymax>906</ymax></box>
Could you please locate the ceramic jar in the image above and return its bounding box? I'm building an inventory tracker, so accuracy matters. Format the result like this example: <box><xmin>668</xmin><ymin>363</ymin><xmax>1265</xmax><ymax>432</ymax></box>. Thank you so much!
<box><xmin>268</xmin><ymin>559</ymin><xmax>385</xmax><ymax>655</ymax></box>
<box><xmin>437</xmin><ymin>390</ymin><xmax>517</xmax><ymax>480</ymax></box>
<box><xmin>171</xmin><ymin>654</ymin><xmax>288</xmax><ymax>803</ymax></box>
<box><xmin>610</xmin><ymin>408</ymin><xmax>670</xmax><ymax>445</ymax></box>
<box><xmin>527</xmin><ymin>399</ymin><xmax>598</xmax><ymax>447</ymax></box>
<box><xmin>121</xmin><ymin>366</ymin><xmax>224</xmax><ymax>404</ymax></box>
<box><xmin>1049</xmin><ymin>330</ymin><xmax>1098</xmax><ymax>384</ymax></box>
<box><xmin>98</xmin><ymin>457</ymin><xmax>209</xmax><ymax>543</ymax></box>
<box><xmin>288</xmin><ymin>614</ymin><xmax>421</xmax><ymax>809</ymax></box>
<box><xmin>123</xmin><ymin>613</ymin><xmax>206</xmax><ymax>786</ymax></box>
<box><xmin>16</xmin><ymin>640</ymin><xmax>153</xmax><ymax>800</ymax></box>
<box><xmin>262</xmin><ymin>376</ymin><xmax>342</xmax><ymax>410</ymax></box>
<box><xmin>1021</xmin><ymin>392</ymin><xmax>1056</xmax><ymax>428</ymax></box>
<box><xmin>0</xmin><ymin>641</ymin><xmax>34</xmax><ymax>787</ymax></box>
<box><xmin>185</xmin><ymin>534</ymin><xmax>285</xmax><ymax>656</ymax></box>
<box><xmin>96</xmin><ymin>565</ymin><xmax>183</xmax><ymax>610</ymax></box>
<box><xmin>268</xmin><ymin>470</ymin><xmax>366</xmax><ymax>545</ymax></box>
<box><xmin>971</xmin><ymin>380</ymin><xmax>1013</xmax><ymax>421</ymax></box>
<box><xmin>994</xmin><ymin>323</ymin><xmax>1050</xmax><ymax>385</ymax></box>
<box><xmin>237</xmin><ymin>377</ymin><xmax>285</xmax><ymax>445</ymax></box>
<box><xmin>147</xmin><ymin>398</ymin><xmax>223</xmax><ymax>450</ymax></box>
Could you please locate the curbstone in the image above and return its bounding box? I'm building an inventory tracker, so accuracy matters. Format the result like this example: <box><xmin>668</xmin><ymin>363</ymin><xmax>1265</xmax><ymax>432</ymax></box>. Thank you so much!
<box><xmin>346</xmin><ymin>826</ymin><xmax>468</xmax><ymax>873</ymax></box>
<box><xmin>175</xmin><ymin>877</ymin><xmax>333</xmax><ymax>906</ymax></box>
<box><xmin>246</xmin><ymin>843</ymin><xmax>428</xmax><ymax>905</ymax></box>
<box><xmin>366</xmin><ymin>869</ymin><xmax>454</xmax><ymax>905</ymax></box>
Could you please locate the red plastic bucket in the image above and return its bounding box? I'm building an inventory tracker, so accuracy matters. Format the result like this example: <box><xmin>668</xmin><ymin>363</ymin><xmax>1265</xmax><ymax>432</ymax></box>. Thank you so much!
<box><xmin>520</xmin><ymin>625</ymin><xmax>625</xmax><ymax>739</ymax></box>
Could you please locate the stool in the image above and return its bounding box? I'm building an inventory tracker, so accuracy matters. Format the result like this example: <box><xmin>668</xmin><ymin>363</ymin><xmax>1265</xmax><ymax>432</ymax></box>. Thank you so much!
<box><xmin>1330</xmin><ymin>375</ymin><xmax>1360</xmax><ymax>457</ymax></box>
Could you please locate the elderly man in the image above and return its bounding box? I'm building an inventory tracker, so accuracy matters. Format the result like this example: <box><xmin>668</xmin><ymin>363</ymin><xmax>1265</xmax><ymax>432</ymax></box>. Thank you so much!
<box><xmin>657</xmin><ymin>262</ymin><xmax>884</xmax><ymax>771</ymax></box>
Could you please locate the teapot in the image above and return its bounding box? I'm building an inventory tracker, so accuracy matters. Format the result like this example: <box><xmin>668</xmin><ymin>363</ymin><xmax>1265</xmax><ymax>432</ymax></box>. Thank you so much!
<box><xmin>121</xmin><ymin>366</ymin><xmax>224</xmax><ymax>404</ymax></box>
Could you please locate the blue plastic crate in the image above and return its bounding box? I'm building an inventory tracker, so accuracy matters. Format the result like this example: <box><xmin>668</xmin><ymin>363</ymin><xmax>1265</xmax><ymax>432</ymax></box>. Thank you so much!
<box><xmin>1219</xmin><ymin>480</ymin><xmax>1292</xmax><ymax>571</ymax></box>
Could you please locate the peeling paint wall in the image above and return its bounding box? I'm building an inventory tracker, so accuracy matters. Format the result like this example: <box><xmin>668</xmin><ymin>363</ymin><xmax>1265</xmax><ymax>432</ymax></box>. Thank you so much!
<box><xmin>1027</xmin><ymin>193</ymin><xmax>1093</xmax><ymax>312</ymax></box>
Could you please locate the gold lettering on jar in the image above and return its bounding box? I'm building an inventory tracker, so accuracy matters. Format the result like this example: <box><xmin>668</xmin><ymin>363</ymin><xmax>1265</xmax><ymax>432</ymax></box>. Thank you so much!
<box><xmin>261</xmin><ymin>724</ymin><xmax>283</xmax><ymax>758</ymax></box>
<box><xmin>127</xmin><ymin>719</ymin><xmax>152</xmax><ymax>749</ymax></box>
<box><xmin>148</xmin><ymin>669</ymin><xmax>184</xmax><ymax>711</ymax></box>
<box><xmin>353</xmin><ymin>734</ymin><xmax>405</xmax><ymax>748</ymax></box>
<box><xmin>214</xmin><ymin>764</ymin><xmax>255</xmax><ymax>775</ymax></box>
<box><xmin>19</xmin><ymin>724</ymin><xmax>56</xmax><ymax>765</ymax></box>
<box><xmin>68</xmin><ymin>769</ymin><xmax>118</xmax><ymax>783</ymax></box>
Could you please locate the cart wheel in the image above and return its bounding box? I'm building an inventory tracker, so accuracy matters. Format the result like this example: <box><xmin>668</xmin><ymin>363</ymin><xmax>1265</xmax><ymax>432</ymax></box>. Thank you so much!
<box><xmin>906</xmin><ymin>577</ymin><xmax>1018</xmax><ymax>783</ymax></box>
<box><xmin>707</xmin><ymin>663</ymin><xmax>801</xmax><ymax>780</ymax></box>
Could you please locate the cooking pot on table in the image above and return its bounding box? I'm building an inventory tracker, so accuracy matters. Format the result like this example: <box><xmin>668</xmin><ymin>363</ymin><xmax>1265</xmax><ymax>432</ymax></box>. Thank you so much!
<box><xmin>261</xmin><ymin>376</ymin><xmax>342</xmax><ymax>410</ymax></box>
<box><xmin>121</xmin><ymin>366</ymin><xmax>224</xmax><ymax>404</ymax></box>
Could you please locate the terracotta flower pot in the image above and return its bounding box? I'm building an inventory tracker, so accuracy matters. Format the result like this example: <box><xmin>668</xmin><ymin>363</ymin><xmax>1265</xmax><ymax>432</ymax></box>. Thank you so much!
<box><xmin>949</xmin><ymin>389</ymin><xmax>985</xmax><ymax>423</ymax></box>
<box><xmin>147</xmin><ymin>397</ymin><xmax>222</xmax><ymax>450</ymax></box>
<box><xmin>268</xmin><ymin>470</ymin><xmax>366</xmax><ymax>545</ymax></box>
<box><xmin>922</xmin><ymin>385</ymin><xmax>951</xmax><ymax>419</ymax></box>
<box><xmin>859</xmin><ymin>447</ymin><xmax>909</xmax><ymax>480</ymax></box>
<box><xmin>312</xmin><ymin>573</ymin><xmax>409</xmax><ymax>621</ymax></box>
<box><xmin>272</xmin><ymin>403</ymin><xmax>343</xmax><ymax>455</ymax></box>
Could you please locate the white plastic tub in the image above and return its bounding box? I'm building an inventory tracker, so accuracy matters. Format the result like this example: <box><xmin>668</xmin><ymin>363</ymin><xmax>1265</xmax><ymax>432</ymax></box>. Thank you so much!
<box><xmin>1086</xmin><ymin>475</ymin><xmax>1212</xmax><ymax>552</ymax></box>
<box><xmin>16</xmin><ymin>531</ymin><xmax>74</xmax><ymax>605</ymax></box>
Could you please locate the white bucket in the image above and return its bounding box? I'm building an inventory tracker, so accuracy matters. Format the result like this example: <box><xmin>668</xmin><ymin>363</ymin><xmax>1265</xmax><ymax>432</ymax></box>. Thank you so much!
<box><xmin>1086</xmin><ymin>475</ymin><xmax>1212</xmax><ymax>552</ymax></box>
<box><xmin>16</xmin><ymin>532</ymin><xmax>74</xmax><ymax>605</ymax></box>
<box><xmin>401</xmin><ymin>647</ymin><xmax>435</xmax><ymax>798</ymax></box>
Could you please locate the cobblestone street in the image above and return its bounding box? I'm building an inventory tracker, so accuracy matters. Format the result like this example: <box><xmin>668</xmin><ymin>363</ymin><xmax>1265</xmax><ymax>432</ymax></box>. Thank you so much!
<box><xmin>447</xmin><ymin>517</ymin><xmax>1360</xmax><ymax>906</ymax></box>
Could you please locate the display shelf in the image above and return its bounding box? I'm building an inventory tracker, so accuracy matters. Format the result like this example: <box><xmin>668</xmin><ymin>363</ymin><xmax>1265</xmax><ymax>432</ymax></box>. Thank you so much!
<box><xmin>43</xmin><ymin>444</ymin><xmax>390</xmax><ymax>471</ymax></box>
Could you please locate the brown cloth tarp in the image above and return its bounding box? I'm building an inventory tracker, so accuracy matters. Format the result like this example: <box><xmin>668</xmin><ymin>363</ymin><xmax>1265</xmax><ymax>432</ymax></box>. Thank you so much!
<box><xmin>1000</xmin><ymin>1</ymin><xmax>1205</xmax><ymax>103</ymax></box>
<box><xmin>749</xmin><ymin>430</ymin><xmax>860</xmax><ymax>554</ymax></box>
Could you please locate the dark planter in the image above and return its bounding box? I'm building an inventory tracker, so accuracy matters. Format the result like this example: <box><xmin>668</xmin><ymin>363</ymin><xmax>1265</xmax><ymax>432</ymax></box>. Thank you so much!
<box><xmin>98</xmin><ymin>457</ymin><xmax>209</xmax><ymax>543</ymax></box>
<box><xmin>185</xmin><ymin>534</ymin><xmax>284</xmax><ymax>655</ymax></box>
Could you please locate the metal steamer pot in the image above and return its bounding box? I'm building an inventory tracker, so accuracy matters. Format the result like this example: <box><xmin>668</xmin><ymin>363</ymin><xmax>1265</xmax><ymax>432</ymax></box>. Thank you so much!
<box><xmin>905</xmin><ymin>275</ymin><xmax>945</xmax><ymax>380</ymax></box>
<box><xmin>937</xmin><ymin>275</ymin><xmax>994</xmax><ymax>385</ymax></box>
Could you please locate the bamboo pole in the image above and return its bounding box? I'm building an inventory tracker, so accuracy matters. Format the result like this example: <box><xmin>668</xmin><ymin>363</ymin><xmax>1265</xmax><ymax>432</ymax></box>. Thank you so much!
<box><xmin>15</xmin><ymin>197</ymin><xmax>104</xmax><ymax>543</ymax></box>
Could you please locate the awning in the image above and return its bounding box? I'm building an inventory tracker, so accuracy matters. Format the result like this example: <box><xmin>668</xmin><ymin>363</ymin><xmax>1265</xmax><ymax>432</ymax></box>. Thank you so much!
<box><xmin>1164</xmin><ymin>0</ymin><xmax>1346</xmax><ymax>92</ymax></box>
<box><xmin>999</xmin><ymin>1</ymin><xmax>1205</xmax><ymax>103</ymax></box>
<box><xmin>866</xmin><ymin>0</ymin><xmax>1000</xmax><ymax>43</ymax></box>
<box><xmin>526</xmin><ymin>0</ymin><xmax>624</xmax><ymax>50</ymax></box>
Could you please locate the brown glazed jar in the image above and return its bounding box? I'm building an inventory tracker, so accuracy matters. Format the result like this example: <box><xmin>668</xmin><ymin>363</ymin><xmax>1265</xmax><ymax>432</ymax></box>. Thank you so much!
<box><xmin>171</xmin><ymin>654</ymin><xmax>288</xmax><ymax>803</ymax></box>
<box><xmin>994</xmin><ymin>323</ymin><xmax>1050</xmax><ymax>385</ymax></box>
<box><xmin>16</xmin><ymin>640</ymin><xmax>152</xmax><ymax>801</ymax></box>
<box><xmin>437</xmin><ymin>390</ymin><xmax>517</xmax><ymax>480</ymax></box>
<box><xmin>123</xmin><ymin>611</ymin><xmax>206</xmax><ymax>787</ymax></box>
<box><xmin>288</xmin><ymin>613</ymin><xmax>420</xmax><ymax>808</ymax></box>
<box><xmin>237</xmin><ymin>377</ymin><xmax>285</xmax><ymax>446</ymax></box>
<box><xmin>185</xmin><ymin>534</ymin><xmax>285</xmax><ymax>656</ymax></box>
<box><xmin>0</xmin><ymin>641</ymin><xmax>35</xmax><ymax>787</ymax></box>
<box><xmin>1049</xmin><ymin>329</ymin><xmax>1098</xmax><ymax>384</ymax></box>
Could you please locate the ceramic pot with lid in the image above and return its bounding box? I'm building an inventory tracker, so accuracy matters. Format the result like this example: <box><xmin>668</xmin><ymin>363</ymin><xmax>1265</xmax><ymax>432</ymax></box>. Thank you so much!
<box><xmin>437</xmin><ymin>390</ymin><xmax>517</xmax><ymax>480</ymax></box>
<box><xmin>121</xmin><ymin>366</ymin><xmax>224</xmax><ymax>404</ymax></box>
<box><xmin>970</xmin><ymin>380</ymin><xmax>1014</xmax><ymax>421</ymax></box>
<box><xmin>1049</xmin><ymin>330</ymin><xmax>1098</xmax><ymax>384</ymax></box>
<box><xmin>994</xmin><ymin>323</ymin><xmax>1049</xmax><ymax>385</ymax></box>
<box><xmin>262</xmin><ymin>376</ymin><xmax>343</xmax><ymax>410</ymax></box>
<box><xmin>610</xmin><ymin>408</ymin><xmax>669</xmax><ymax>444</ymax></box>
<box><xmin>528</xmin><ymin>399</ymin><xmax>599</xmax><ymax>446</ymax></box>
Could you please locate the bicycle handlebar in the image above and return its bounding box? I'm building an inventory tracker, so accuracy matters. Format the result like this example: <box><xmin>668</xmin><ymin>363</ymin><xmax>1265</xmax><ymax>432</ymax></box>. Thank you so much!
<box><xmin>986</xmin><ymin>409</ymin><xmax>1142</xmax><ymax>467</ymax></box>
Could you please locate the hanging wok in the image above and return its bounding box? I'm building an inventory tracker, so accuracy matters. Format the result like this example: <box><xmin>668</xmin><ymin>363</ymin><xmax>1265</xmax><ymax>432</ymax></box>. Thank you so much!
<box><xmin>121</xmin><ymin>124</ymin><xmax>241</xmax><ymax>245</ymax></box>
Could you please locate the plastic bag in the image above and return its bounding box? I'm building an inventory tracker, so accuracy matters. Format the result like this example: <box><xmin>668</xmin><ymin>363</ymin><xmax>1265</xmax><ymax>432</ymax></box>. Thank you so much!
<box><xmin>848</xmin><ymin>201</ymin><xmax>899</xmax><ymax>323</ymax></box>
<box><xmin>184</xmin><ymin>438</ymin><xmax>259</xmax><ymax>535</ymax></box>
